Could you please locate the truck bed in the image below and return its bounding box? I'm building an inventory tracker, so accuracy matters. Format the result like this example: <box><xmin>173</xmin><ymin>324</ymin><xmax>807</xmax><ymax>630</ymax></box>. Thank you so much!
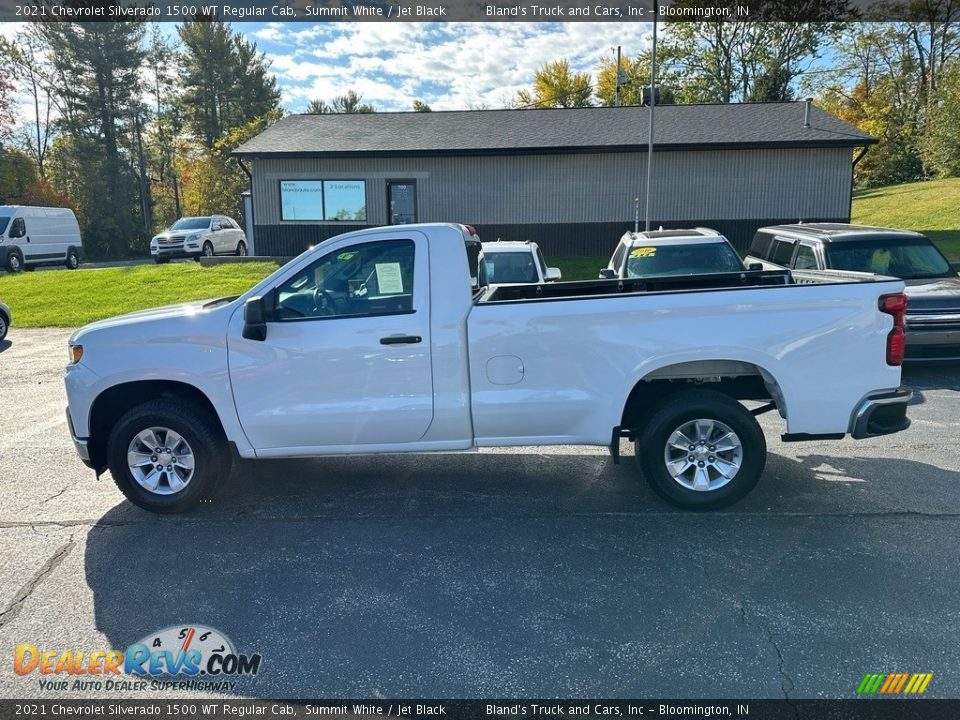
<box><xmin>477</xmin><ymin>267</ymin><xmax>897</xmax><ymax>305</ymax></box>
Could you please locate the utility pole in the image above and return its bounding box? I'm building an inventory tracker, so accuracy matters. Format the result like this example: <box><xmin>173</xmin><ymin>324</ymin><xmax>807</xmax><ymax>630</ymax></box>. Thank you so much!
<box><xmin>615</xmin><ymin>46</ymin><xmax>623</xmax><ymax>107</ymax></box>
<box><xmin>644</xmin><ymin>18</ymin><xmax>657</xmax><ymax>232</ymax></box>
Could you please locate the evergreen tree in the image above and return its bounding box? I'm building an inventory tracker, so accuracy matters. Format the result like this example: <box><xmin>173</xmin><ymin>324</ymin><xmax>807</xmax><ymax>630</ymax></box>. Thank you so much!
<box><xmin>38</xmin><ymin>21</ymin><xmax>147</xmax><ymax>257</ymax></box>
<box><xmin>178</xmin><ymin>20</ymin><xmax>280</xmax><ymax>148</ymax></box>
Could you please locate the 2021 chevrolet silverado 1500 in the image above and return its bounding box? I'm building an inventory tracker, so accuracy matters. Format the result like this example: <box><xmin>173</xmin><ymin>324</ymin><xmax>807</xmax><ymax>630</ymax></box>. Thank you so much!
<box><xmin>65</xmin><ymin>223</ymin><xmax>912</xmax><ymax>513</ymax></box>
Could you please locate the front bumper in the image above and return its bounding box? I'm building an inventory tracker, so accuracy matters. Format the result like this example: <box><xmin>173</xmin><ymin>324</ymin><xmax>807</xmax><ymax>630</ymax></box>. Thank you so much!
<box><xmin>152</xmin><ymin>248</ymin><xmax>200</xmax><ymax>259</ymax></box>
<box><xmin>904</xmin><ymin>320</ymin><xmax>960</xmax><ymax>362</ymax></box>
<box><xmin>849</xmin><ymin>387</ymin><xmax>912</xmax><ymax>439</ymax></box>
<box><xmin>66</xmin><ymin>407</ymin><xmax>94</xmax><ymax>469</ymax></box>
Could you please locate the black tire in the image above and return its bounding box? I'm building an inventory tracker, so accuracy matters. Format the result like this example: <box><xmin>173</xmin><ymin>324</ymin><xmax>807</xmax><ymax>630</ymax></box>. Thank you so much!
<box><xmin>154</xmin><ymin>256</ymin><xmax>169</xmax><ymax>264</ymax></box>
<box><xmin>65</xmin><ymin>249</ymin><xmax>80</xmax><ymax>269</ymax></box>
<box><xmin>236</xmin><ymin>240</ymin><xmax>247</xmax><ymax>256</ymax></box>
<box><xmin>5</xmin><ymin>249</ymin><xmax>23</xmax><ymax>273</ymax></box>
<box><xmin>107</xmin><ymin>399</ymin><xmax>230</xmax><ymax>513</ymax></box>
<box><xmin>202</xmin><ymin>241</ymin><xmax>214</xmax><ymax>257</ymax></box>
<box><xmin>0</xmin><ymin>312</ymin><xmax>8</xmax><ymax>342</ymax></box>
<box><xmin>634</xmin><ymin>389</ymin><xmax>766</xmax><ymax>510</ymax></box>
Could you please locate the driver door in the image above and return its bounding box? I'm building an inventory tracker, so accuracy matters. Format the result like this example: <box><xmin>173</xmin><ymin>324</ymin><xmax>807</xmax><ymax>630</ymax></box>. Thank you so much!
<box><xmin>227</xmin><ymin>233</ymin><xmax>434</xmax><ymax>452</ymax></box>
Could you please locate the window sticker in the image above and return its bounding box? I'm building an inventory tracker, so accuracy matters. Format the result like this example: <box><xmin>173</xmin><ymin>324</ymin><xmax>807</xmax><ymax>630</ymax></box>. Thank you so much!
<box><xmin>375</xmin><ymin>262</ymin><xmax>404</xmax><ymax>294</ymax></box>
<box><xmin>630</xmin><ymin>247</ymin><xmax>657</xmax><ymax>258</ymax></box>
<box><xmin>337</xmin><ymin>251</ymin><xmax>357</xmax><ymax>261</ymax></box>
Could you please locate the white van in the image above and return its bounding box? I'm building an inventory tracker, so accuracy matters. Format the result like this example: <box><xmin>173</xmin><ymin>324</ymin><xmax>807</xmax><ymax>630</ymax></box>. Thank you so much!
<box><xmin>0</xmin><ymin>206</ymin><xmax>83</xmax><ymax>272</ymax></box>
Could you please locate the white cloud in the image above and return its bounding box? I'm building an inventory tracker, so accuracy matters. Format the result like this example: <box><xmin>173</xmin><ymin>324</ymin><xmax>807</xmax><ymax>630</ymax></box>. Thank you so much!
<box><xmin>263</xmin><ymin>22</ymin><xmax>657</xmax><ymax>112</ymax></box>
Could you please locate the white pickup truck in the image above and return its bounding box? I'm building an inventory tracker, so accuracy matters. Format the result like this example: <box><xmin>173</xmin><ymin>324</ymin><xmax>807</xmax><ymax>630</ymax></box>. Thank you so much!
<box><xmin>65</xmin><ymin>223</ymin><xmax>912</xmax><ymax>513</ymax></box>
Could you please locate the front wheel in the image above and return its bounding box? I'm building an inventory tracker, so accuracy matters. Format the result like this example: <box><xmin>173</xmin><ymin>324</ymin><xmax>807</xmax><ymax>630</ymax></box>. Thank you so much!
<box><xmin>107</xmin><ymin>399</ymin><xmax>230</xmax><ymax>513</ymax></box>
<box><xmin>635</xmin><ymin>389</ymin><xmax>766</xmax><ymax>510</ymax></box>
<box><xmin>236</xmin><ymin>240</ymin><xmax>247</xmax><ymax>256</ymax></box>
<box><xmin>202</xmin><ymin>241</ymin><xmax>214</xmax><ymax>257</ymax></box>
<box><xmin>5</xmin><ymin>250</ymin><xmax>23</xmax><ymax>273</ymax></box>
<box><xmin>153</xmin><ymin>256</ymin><xmax>169</xmax><ymax>265</ymax></box>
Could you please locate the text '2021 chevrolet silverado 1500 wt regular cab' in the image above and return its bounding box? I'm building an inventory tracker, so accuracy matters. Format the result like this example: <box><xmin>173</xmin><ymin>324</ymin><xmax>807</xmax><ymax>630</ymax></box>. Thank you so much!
<box><xmin>65</xmin><ymin>223</ymin><xmax>912</xmax><ymax>513</ymax></box>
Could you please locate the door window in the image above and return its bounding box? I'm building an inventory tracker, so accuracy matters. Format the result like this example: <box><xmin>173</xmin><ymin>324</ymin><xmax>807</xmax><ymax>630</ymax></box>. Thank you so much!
<box><xmin>388</xmin><ymin>182</ymin><xmax>417</xmax><ymax>225</ymax></box>
<box><xmin>275</xmin><ymin>239</ymin><xmax>415</xmax><ymax>321</ymax></box>
<box><xmin>771</xmin><ymin>237</ymin><xmax>797</xmax><ymax>265</ymax></box>
<box><xmin>793</xmin><ymin>244</ymin><xmax>819</xmax><ymax>270</ymax></box>
<box><xmin>9</xmin><ymin>218</ymin><xmax>25</xmax><ymax>238</ymax></box>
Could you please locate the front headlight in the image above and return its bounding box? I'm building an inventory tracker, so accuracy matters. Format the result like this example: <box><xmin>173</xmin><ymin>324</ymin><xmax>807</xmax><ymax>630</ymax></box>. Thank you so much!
<box><xmin>187</xmin><ymin>234</ymin><xmax>199</xmax><ymax>243</ymax></box>
<box><xmin>69</xmin><ymin>344</ymin><xmax>83</xmax><ymax>364</ymax></box>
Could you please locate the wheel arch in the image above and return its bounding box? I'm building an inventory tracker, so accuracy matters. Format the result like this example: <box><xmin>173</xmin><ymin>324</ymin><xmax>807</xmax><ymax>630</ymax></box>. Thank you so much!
<box><xmin>87</xmin><ymin>380</ymin><xmax>226</xmax><ymax>471</ymax></box>
<box><xmin>620</xmin><ymin>358</ymin><xmax>787</xmax><ymax>431</ymax></box>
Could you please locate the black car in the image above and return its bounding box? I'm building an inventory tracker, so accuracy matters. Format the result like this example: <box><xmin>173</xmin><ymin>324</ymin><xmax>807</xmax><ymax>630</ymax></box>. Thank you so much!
<box><xmin>746</xmin><ymin>223</ymin><xmax>960</xmax><ymax>362</ymax></box>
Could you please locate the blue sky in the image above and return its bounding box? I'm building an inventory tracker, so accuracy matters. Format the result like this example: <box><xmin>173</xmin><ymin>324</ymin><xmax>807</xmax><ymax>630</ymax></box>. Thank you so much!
<box><xmin>238</xmin><ymin>22</ymin><xmax>657</xmax><ymax>112</ymax></box>
<box><xmin>1</xmin><ymin>20</ymin><xmax>841</xmax><ymax>122</ymax></box>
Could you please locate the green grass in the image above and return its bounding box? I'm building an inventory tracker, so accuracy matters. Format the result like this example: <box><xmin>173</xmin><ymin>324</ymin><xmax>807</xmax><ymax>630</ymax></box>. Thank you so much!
<box><xmin>548</xmin><ymin>256</ymin><xmax>608</xmax><ymax>281</ymax></box>
<box><xmin>0</xmin><ymin>262</ymin><xmax>276</xmax><ymax>328</ymax></box>
<box><xmin>852</xmin><ymin>178</ymin><xmax>960</xmax><ymax>260</ymax></box>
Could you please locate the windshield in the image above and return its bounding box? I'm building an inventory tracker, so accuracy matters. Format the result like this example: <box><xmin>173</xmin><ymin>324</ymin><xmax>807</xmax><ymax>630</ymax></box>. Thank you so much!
<box><xmin>169</xmin><ymin>217</ymin><xmax>211</xmax><ymax>231</ymax></box>
<box><xmin>625</xmin><ymin>242</ymin><xmax>744</xmax><ymax>278</ymax></box>
<box><xmin>0</xmin><ymin>216</ymin><xmax>9</xmax><ymax>235</ymax></box>
<box><xmin>826</xmin><ymin>237</ymin><xmax>951</xmax><ymax>279</ymax></box>
<box><xmin>485</xmin><ymin>251</ymin><xmax>539</xmax><ymax>284</ymax></box>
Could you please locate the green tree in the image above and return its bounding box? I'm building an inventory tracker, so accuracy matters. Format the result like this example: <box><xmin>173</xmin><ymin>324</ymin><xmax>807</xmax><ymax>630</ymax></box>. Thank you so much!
<box><xmin>811</xmin><ymin>20</ymin><xmax>960</xmax><ymax>186</ymax></box>
<box><xmin>920</xmin><ymin>60</ymin><xmax>960</xmax><ymax>177</ymax></box>
<box><xmin>412</xmin><ymin>100</ymin><xmax>432</xmax><ymax>112</ymax></box>
<box><xmin>1</xmin><ymin>31</ymin><xmax>55</xmax><ymax>173</ymax></box>
<box><xmin>306</xmin><ymin>99</ymin><xmax>331</xmax><ymax>114</ymax></box>
<box><xmin>38</xmin><ymin>21</ymin><xmax>147</xmax><ymax>257</ymax></box>
<box><xmin>178</xmin><ymin>20</ymin><xmax>280</xmax><ymax>148</ymax></box>
<box><xmin>307</xmin><ymin>90</ymin><xmax>375</xmax><ymax>114</ymax></box>
<box><xmin>516</xmin><ymin>59</ymin><xmax>593</xmax><ymax>108</ymax></box>
<box><xmin>144</xmin><ymin>26</ymin><xmax>185</xmax><ymax>230</ymax></box>
<box><xmin>181</xmin><ymin>110</ymin><xmax>281</xmax><ymax>221</ymax></box>
<box><xmin>596</xmin><ymin>52</ymin><xmax>676</xmax><ymax>106</ymax></box>
<box><xmin>0</xmin><ymin>47</ymin><xmax>16</xmax><ymax>147</ymax></box>
<box><xmin>660</xmin><ymin>1</ymin><xmax>843</xmax><ymax>103</ymax></box>
<box><xmin>331</xmin><ymin>90</ymin><xmax>374</xmax><ymax>113</ymax></box>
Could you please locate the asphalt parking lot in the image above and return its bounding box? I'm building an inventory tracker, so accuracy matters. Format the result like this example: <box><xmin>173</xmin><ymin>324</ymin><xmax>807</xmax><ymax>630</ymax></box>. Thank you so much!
<box><xmin>0</xmin><ymin>328</ymin><xmax>958</xmax><ymax>700</ymax></box>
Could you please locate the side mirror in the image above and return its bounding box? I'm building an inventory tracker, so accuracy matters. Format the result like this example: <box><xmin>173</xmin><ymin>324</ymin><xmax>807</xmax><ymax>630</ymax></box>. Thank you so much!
<box><xmin>599</xmin><ymin>268</ymin><xmax>616</xmax><ymax>279</ymax></box>
<box><xmin>747</xmin><ymin>263</ymin><xmax>763</xmax><ymax>271</ymax></box>
<box><xmin>242</xmin><ymin>296</ymin><xmax>268</xmax><ymax>341</ymax></box>
<box><xmin>544</xmin><ymin>267</ymin><xmax>562</xmax><ymax>282</ymax></box>
<box><xmin>950</xmin><ymin>261</ymin><xmax>960</xmax><ymax>274</ymax></box>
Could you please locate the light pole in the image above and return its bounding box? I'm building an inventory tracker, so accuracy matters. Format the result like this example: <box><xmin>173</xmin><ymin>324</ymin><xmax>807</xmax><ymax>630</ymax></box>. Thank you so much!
<box><xmin>644</xmin><ymin>17</ymin><xmax>657</xmax><ymax>232</ymax></box>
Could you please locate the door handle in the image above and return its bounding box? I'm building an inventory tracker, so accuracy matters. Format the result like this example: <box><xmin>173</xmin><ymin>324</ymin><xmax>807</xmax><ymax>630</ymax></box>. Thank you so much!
<box><xmin>380</xmin><ymin>335</ymin><xmax>422</xmax><ymax>345</ymax></box>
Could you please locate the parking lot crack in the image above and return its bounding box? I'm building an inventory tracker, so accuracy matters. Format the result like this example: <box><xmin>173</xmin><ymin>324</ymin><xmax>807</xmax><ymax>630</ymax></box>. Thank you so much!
<box><xmin>737</xmin><ymin>602</ymin><xmax>797</xmax><ymax>711</ymax></box>
<box><xmin>0</xmin><ymin>536</ymin><xmax>75</xmax><ymax>630</ymax></box>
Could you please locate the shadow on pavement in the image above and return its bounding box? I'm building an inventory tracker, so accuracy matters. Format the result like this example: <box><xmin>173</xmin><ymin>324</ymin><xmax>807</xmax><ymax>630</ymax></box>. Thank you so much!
<box><xmin>83</xmin><ymin>449</ymin><xmax>960</xmax><ymax>697</ymax></box>
<box><xmin>0</xmin><ymin>339</ymin><xmax>10</xmax><ymax>353</ymax></box>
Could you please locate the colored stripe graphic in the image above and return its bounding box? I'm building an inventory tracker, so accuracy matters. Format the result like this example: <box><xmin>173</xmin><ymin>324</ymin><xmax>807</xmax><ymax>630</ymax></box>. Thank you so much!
<box><xmin>858</xmin><ymin>672</ymin><xmax>932</xmax><ymax>695</ymax></box>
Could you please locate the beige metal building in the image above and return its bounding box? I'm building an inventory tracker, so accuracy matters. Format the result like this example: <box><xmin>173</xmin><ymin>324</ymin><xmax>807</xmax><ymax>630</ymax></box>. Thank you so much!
<box><xmin>233</xmin><ymin>102</ymin><xmax>875</xmax><ymax>256</ymax></box>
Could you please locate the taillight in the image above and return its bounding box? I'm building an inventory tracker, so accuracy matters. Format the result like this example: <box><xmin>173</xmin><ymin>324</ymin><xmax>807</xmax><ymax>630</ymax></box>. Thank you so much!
<box><xmin>879</xmin><ymin>293</ymin><xmax>907</xmax><ymax>366</ymax></box>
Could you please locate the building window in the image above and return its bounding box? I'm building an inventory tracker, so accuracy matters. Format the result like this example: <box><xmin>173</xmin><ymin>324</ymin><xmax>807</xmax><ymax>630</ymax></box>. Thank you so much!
<box><xmin>323</xmin><ymin>180</ymin><xmax>366</xmax><ymax>221</ymax></box>
<box><xmin>279</xmin><ymin>180</ymin><xmax>367</xmax><ymax>222</ymax></box>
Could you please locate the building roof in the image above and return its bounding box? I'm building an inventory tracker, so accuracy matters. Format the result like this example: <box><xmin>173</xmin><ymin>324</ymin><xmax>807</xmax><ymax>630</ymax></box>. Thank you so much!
<box><xmin>758</xmin><ymin>223</ymin><xmax>926</xmax><ymax>242</ymax></box>
<box><xmin>234</xmin><ymin>102</ymin><xmax>875</xmax><ymax>159</ymax></box>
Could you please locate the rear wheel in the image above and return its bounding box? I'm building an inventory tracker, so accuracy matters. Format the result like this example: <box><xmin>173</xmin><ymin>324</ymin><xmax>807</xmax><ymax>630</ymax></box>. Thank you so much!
<box><xmin>236</xmin><ymin>240</ymin><xmax>247</xmax><ymax>256</ymax></box>
<box><xmin>107</xmin><ymin>399</ymin><xmax>230</xmax><ymax>513</ymax></box>
<box><xmin>634</xmin><ymin>389</ymin><xmax>766</xmax><ymax>510</ymax></box>
<box><xmin>65</xmin><ymin>249</ymin><xmax>80</xmax><ymax>269</ymax></box>
<box><xmin>0</xmin><ymin>313</ymin><xmax>8</xmax><ymax>341</ymax></box>
<box><xmin>5</xmin><ymin>250</ymin><xmax>23</xmax><ymax>273</ymax></box>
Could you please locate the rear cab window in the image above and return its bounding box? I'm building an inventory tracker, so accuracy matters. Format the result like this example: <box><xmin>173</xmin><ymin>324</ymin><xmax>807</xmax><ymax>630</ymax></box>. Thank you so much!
<box><xmin>748</xmin><ymin>231</ymin><xmax>775</xmax><ymax>260</ymax></box>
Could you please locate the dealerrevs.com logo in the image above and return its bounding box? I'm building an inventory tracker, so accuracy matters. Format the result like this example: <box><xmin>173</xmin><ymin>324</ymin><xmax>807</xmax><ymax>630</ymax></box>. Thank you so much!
<box><xmin>14</xmin><ymin>625</ymin><xmax>262</xmax><ymax>693</ymax></box>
